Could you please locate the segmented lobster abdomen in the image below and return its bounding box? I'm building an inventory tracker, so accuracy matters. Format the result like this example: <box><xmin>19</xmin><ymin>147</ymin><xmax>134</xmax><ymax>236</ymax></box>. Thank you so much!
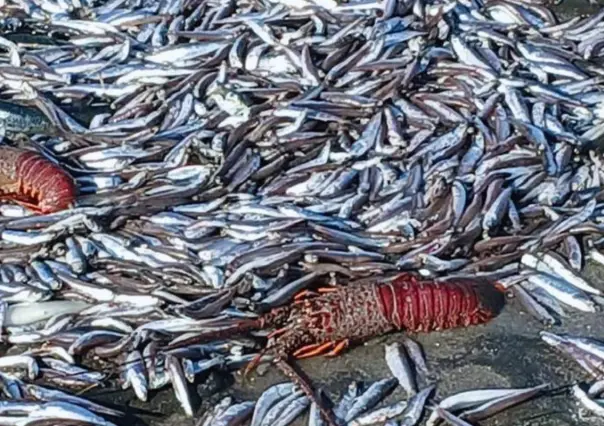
<box><xmin>376</xmin><ymin>275</ymin><xmax>504</xmax><ymax>333</ymax></box>
<box><xmin>15</xmin><ymin>150</ymin><xmax>76</xmax><ymax>213</ymax></box>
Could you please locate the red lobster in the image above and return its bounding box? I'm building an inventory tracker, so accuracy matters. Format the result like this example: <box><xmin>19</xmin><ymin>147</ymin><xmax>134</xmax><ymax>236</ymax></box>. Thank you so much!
<box><xmin>0</xmin><ymin>146</ymin><xmax>77</xmax><ymax>214</ymax></box>
<box><xmin>169</xmin><ymin>273</ymin><xmax>505</xmax><ymax>425</ymax></box>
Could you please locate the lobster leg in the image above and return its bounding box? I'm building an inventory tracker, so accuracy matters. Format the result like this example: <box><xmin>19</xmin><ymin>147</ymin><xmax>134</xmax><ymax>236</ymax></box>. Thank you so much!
<box><xmin>325</xmin><ymin>339</ymin><xmax>349</xmax><ymax>357</ymax></box>
<box><xmin>0</xmin><ymin>194</ymin><xmax>43</xmax><ymax>214</ymax></box>
<box><xmin>293</xmin><ymin>342</ymin><xmax>334</xmax><ymax>359</ymax></box>
<box><xmin>243</xmin><ymin>347</ymin><xmax>270</xmax><ymax>378</ymax></box>
<box><xmin>294</xmin><ymin>290</ymin><xmax>320</xmax><ymax>300</ymax></box>
<box><xmin>11</xmin><ymin>200</ymin><xmax>44</xmax><ymax>214</ymax></box>
<box><xmin>267</xmin><ymin>327</ymin><xmax>289</xmax><ymax>339</ymax></box>
<box><xmin>275</xmin><ymin>357</ymin><xmax>339</xmax><ymax>426</ymax></box>
<box><xmin>293</xmin><ymin>339</ymin><xmax>350</xmax><ymax>359</ymax></box>
<box><xmin>293</xmin><ymin>287</ymin><xmax>338</xmax><ymax>302</ymax></box>
<box><xmin>317</xmin><ymin>287</ymin><xmax>339</xmax><ymax>293</ymax></box>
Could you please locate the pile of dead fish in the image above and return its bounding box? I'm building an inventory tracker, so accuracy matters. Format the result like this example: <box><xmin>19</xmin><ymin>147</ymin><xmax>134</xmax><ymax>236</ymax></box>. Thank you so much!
<box><xmin>199</xmin><ymin>341</ymin><xmax>551</xmax><ymax>426</ymax></box>
<box><xmin>204</xmin><ymin>379</ymin><xmax>549</xmax><ymax>426</ymax></box>
<box><xmin>1</xmin><ymin>0</ymin><xmax>604</xmax><ymax>423</ymax></box>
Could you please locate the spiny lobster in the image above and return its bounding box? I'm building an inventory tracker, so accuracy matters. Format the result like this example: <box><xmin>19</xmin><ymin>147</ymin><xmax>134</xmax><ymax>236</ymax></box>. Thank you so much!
<box><xmin>169</xmin><ymin>273</ymin><xmax>505</xmax><ymax>425</ymax></box>
<box><xmin>0</xmin><ymin>146</ymin><xmax>77</xmax><ymax>214</ymax></box>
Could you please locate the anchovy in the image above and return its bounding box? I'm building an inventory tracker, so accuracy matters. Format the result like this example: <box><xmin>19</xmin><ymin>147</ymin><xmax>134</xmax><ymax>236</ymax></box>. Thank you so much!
<box><xmin>27</xmin><ymin>401</ymin><xmax>117</xmax><ymax>426</ymax></box>
<box><xmin>211</xmin><ymin>401</ymin><xmax>255</xmax><ymax>426</ymax></box>
<box><xmin>259</xmin><ymin>389</ymin><xmax>305</xmax><ymax>426</ymax></box>
<box><xmin>251</xmin><ymin>383</ymin><xmax>297</xmax><ymax>426</ymax></box>
<box><xmin>385</xmin><ymin>342</ymin><xmax>417</xmax><ymax>396</ymax></box>
<box><xmin>348</xmin><ymin>401</ymin><xmax>408</xmax><ymax>426</ymax></box>
<box><xmin>434</xmin><ymin>407</ymin><xmax>474</xmax><ymax>426</ymax></box>
<box><xmin>521</xmin><ymin>253</ymin><xmax>601</xmax><ymax>295</ymax></box>
<box><xmin>165</xmin><ymin>354</ymin><xmax>193</xmax><ymax>417</ymax></box>
<box><xmin>21</xmin><ymin>383</ymin><xmax>123</xmax><ymax>417</ymax></box>
<box><xmin>124</xmin><ymin>351</ymin><xmax>147</xmax><ymax>402</ymax></box>
<box><xmin>513</xmin><ymin>285</ymin><xmax>557</xmax><ymax>325</ymax></box>
<box><xmin>526</xmin><ymin>273</ymin><xmax>596</xmax><ymax>313</ymax></box>
<box><xmin>344</xmin><ymin>378</ymin><xmax>398</xmax><ymax>422</ymax></box>
<box><xmin>400</xmin><ymin>385</ymin><xmax>436</xmax><ymax>426</ymax></box>
<box><xmin>335</xmin><ymin>382</ymin><xmax>361</xmax><ymax>421</ymax></box>
<box><xmin>460</xmin><ymin>384</ymin><xmax>549</xmax><ymax>421</ymax></box>
<box><xmin>273</xmin><ymin>396</ymin><xmax>309</xmax><ymax>426</ymax></box>
<box><xmin>426</xmin><ymin>386</ymin><xmax>539</xmax><ymax>426</ymax></box>
<box><xmin>573</xmin><ymin>384</ymin><xmax>604</xmax><ymax>417</ymax></box>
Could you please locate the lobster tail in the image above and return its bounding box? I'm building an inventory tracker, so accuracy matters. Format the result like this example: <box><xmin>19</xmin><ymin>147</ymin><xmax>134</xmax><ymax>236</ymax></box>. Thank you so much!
<box><xmin>472</xmin><ymin>281</ymin><xmax>506</xmax><ymax>319</ymax></box>
<box><xmin>0</xmin><ymin>146</ymin><xmax>77</xmax><ymax>214</ymax></box>
<box><xmin>377</xmin><ymin>276</ymin><xmax>505</xmax><ymax>333</ymax></box>
<box><xmin>20</xmin><ymin>152</ymin><xmax>77</xmax><ymax>213</ymax></box>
